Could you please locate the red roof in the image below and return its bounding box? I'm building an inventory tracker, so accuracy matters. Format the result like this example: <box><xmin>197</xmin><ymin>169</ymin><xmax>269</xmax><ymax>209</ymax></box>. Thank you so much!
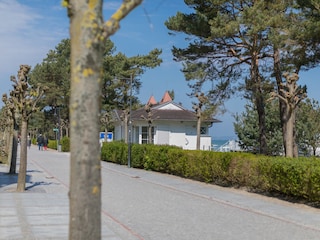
<box><xmin>147</xmin><ymin>95</ymin><xmax>157</xmax><ymax>105</ymax></box>
<box><xmin>160</xmin><ymin>91</ymin><xmax>172</xmax><ymax>103</ymax></box>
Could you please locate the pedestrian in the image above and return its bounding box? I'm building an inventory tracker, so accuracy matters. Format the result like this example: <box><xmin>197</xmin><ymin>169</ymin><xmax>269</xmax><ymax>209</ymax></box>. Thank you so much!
<box><xmin>37</xmin><ymin>134</ymin><xmax>44</xmax><ymax>151</ymax></box>
<box><xmin>43</xmin><ymin>135</ymin><xmax>48</xmax><ymax>151</ymax></box>
<box><xmin>28</xmin><ymin>134</ymin><xmax>31</xmax><ymax>149</ymax></box>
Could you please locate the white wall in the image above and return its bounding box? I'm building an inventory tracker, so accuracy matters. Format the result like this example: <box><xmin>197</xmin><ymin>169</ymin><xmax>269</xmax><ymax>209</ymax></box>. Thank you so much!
<box><xmin>115</xmin><ymin>121</ymin><xmax>212</xmax><ymax>150</ymax></box>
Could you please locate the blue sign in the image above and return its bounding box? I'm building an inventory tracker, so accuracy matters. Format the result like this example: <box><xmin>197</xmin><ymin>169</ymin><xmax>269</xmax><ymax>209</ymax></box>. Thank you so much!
<box><xmin>100</xmin><ymin>132</ymin><xmax>113</xmax><ymax>142</ymax></box>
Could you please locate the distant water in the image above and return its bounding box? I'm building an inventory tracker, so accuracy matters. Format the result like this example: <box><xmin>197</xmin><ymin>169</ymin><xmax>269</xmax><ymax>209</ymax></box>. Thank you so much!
<box><xmin>211</xmin><ymin>139</ymin><xmax>228</xmax><ymax>150</ymax></box>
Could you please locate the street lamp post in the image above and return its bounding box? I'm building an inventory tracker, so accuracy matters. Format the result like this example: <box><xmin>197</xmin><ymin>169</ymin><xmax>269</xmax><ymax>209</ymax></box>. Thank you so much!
<box><xmin>128</xmin><ymin>73</ymin><xmax>133</xmax><ymax>168</ymax></box>
<box><xmin>54</xmin><ymin>106</ymin><xmax>61</xmax><ymax>152</ymax></box>
<box><xmin>58</xmin><ymin>107</ymin><xmax>61</xmax><ymax>151</ymax></box>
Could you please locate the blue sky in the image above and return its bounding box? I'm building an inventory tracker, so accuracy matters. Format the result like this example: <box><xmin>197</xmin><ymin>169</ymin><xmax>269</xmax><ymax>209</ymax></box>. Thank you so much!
<box><xmin>1</xmin><ymin>0</ymin><xmax>320</xmax><ymax>139</ymax></box>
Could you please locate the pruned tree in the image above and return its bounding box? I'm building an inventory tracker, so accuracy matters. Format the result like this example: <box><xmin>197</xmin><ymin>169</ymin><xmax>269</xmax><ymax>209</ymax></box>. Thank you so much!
<box><xmin>183</xmin><ymin>62</ymin><xmax>225</xmax><ymax>150</ymax></box>
<box><xmin>100</xmin><ymin>111</ymin><xmax>113</xmax><ymax>142</ymax></box>
<box><xmin>1</xmin><ymin>94</ymin><xmax>18</xmax><ymax>173</ymax></box>
<box><xmin>64</xmin><ymin>0</ymin><xmax>143</xmax><ymax>239</ymax></box>
<box><xmin>269</xmin><ymin>73</ymin><xmax>307</xmax><ymax>157</ymax></box>
<box><xmin>60</xmin><ymin>118</ymin><xmax>70</xmax><ymax>138</ymax></box>
<box><xmin>192</xmin><ymin>93</ymin><xmax>207</xmax><ymax>150</ymax></box>
<box><xmin>9</xmin><ymin>65</ymin><xmax>47</xmax><ymax>191</ymax></box>
<box><xmin>141</xmin><ymin>103</ymin><xmax>158</xmax><ymax>144</ymax></box>
<box><xmin>104</xmin><ymin>51</ymin><xmax>162</xmax><ymax>144</ymax></box>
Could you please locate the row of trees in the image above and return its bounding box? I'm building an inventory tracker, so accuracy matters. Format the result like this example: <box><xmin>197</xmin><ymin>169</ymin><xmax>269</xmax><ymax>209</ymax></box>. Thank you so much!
<box><xmin>1</xmin><ymin>65</ymin><xmax>46</xmax><ymax>191</ymax></box>
<box><xmin>165</xmin><ymin>0</ymin><xmax>320</xmax><ymax>157</ymax></box>
<box><xmin>27</xmin><ymin>38</ymin><xmax>162</xmax><ymax>142</ymax></box>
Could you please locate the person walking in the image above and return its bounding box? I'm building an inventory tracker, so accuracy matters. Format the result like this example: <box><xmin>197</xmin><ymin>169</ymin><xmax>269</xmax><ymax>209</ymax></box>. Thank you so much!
<box><xmin>37</xmin><ymin>134</ymin><xmax>44</xmax><ymax>151</ymax></box>
<box><xmin>43</xmin><ymin>135</ymin><xmax>48</xmax><ymax>151</ymax></box>
<box><xmin>28</xmin><ymin>134</ymin><xmax>31</xmax><ymax>149</ymax></box>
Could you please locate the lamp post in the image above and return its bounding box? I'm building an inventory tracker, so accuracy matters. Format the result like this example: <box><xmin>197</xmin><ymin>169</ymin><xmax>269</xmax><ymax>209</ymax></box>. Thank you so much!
<box><xmin>128</xmin><ymin>73</ymin><xmax>133</xmax><ymax>168</ymax></box>
<box><xmin>54</xmin><ymin>106</ymin><xmax>61</xmax><ymax>151</ymax></box>
<box><xmin>114</xmin><ymin>67</ymin><xmax>138</xmax><ymax>168</ymax></box>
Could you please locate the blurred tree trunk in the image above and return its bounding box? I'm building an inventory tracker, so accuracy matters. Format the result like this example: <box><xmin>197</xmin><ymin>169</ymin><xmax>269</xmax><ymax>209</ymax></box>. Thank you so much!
<box><xmin>67</xmin><ymin>0</ymin><xmax>142</xmax><ymax>239</ymax></box>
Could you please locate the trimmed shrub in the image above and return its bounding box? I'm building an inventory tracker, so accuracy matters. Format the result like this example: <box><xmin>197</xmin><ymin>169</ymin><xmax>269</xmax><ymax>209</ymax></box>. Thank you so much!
<box><xmin>61</xmin><ymin>137</ymin><xmax>70</xmax><ymax>152</ymax></box>
<box><xmin>100</xmin><ymin>141</ymin><xmax>320</xmax><ymax>203</ymax></box>
<box><xmin>47</xmin><ymin>139</ymin><xmax>57</xmax><ymax>150</ymax></box>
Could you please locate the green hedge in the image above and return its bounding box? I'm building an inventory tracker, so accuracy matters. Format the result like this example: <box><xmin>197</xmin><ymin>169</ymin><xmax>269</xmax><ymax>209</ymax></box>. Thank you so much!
<box><xmin>101</xmin><ymin>141</ymin><xmax>320</xmax><ymax>202</ymax></box>
<box><xmin>47</xmin><ymin>137</ymin><xmax>70</xmax><ymax>152</ymax></box>
<box><xmin>60</xmin><ymin>137</ymin><xmax>70</xmax><ymax>152</ymax></box>
<box><xmin>47</xmin><ymin>139</ymin><xmax>57</xmax><ymax>150</ymax></box>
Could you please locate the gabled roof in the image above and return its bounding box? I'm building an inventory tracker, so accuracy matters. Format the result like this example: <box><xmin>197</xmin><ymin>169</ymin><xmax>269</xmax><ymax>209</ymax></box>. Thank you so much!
<box><xmin>113</xmin><ymin>101</ymin><xmax>221</xmax><ymax>124</ymax></box>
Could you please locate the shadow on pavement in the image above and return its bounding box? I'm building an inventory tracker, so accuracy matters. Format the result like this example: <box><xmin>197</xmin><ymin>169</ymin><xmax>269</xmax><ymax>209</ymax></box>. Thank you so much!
<box><xmin>25</xmin><ymin>181</ymin><xmax>58</xmax><ymax>190</ymax></box>
<box><xmin>0</xmin><ymin>171</ymin><xmax>31</xmax><ymax>189</ymax></box>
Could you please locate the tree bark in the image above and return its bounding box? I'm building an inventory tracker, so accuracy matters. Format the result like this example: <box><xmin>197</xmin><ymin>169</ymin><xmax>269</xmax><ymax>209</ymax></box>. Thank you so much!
<box><xmin>104</xmin><ymin>127</ymin><xmax>108</xmax><ymax>142</ymax></box>
<box><xmin>68</xmin><ymin>0</ymin><xmax>142</xmax><ymax>238</ymax></box>
<box><xmin>250</xmin><ymin>47</ymin><xmax>268</xmax><ymax>155</ymax></box>
<box><xmin>9</xmin><ymin>130</ymin><xmax>18</xmax><ymax>174</ymax></box>
<box><xmin>17</xmin><ymin>120</ymin><xmax>28</xmax><ymax>192</ymax></box>
<box><xmin>273</xmin><ymin>48</ymin><xmax>287</xmax><ymax>155</ymax></box>
<box><xmin>69</xmin><ymin>1</ymin><xmax>103</xmax><ymax>239</ymax></box>
<box><xmin>256</xmin><ymin>92</ymin><xmax>268</xmax><ymax>154</ymax></box>
<box><xmin>196</xmin><ymin>115</ymin><xmax>201</xmax><ymax>150</ymax></box>
<box><xmin>7</xmin><ymin>125</ymin><xmax>14</xmax><ymax>172</ymax></box>
<box><xmin>124</xmin><ymin>111</ymin><xmax>129</xmax><ymax>144</ymax></box>
<box><xmin>284</xmin><ymin>108</ymin><xmax>294</xmax><ymax>158</ymax></box>
<box><xmin>148</xmin><ymin>124</ymin><xmax>152</xmax><ymax>144</ymax></box>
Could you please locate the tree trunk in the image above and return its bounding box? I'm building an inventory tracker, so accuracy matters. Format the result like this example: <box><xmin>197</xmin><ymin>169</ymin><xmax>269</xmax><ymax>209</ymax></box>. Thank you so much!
<box><xmin>69</xmin><ymin>1</ymin><xmax>103</xmax><ymax>239</ymax></box>
<box><xmin>250</xmin><ymin>47</ymin><xmax>268</xmax><ymax>155</ymax></box>
<box><xmin>284</xmin><ymin>108</ymin><xmax>294</xmax><ymax>157</ymax></box>
<box><xmin>6</xmin><ymin>125</ymin><xmax>13</xmax><ymax>171</ymax></box>
<box><xmin>124</xmin><ymin>111</ymin><xmax>128</xmax><ymax>144</ymax></box>
<box><xmin>273</xmin><ymin>48</ymin><xmax>287</xmax><ymax>155</ymax></box>
<box><xmin>9</xmin><ymin>122</ymin><xmax>18</xmax><ymax>174</ymax></box>
<box><xmin>196</xmin><ymin>116</ymin><xmax>201</xmax><ymax>150</ymax></box>
<box><xmin>17</xmin><ymin>120</ymin><xmax>28</xmax><ymax>192</ymax></box>
<box><xmin>104</xmin><ymin>127</ymin><xmax>108</xmax><ymax>142</ymax></box>
<box><xmin>293</xmin><ymin>116</ymin><xmax>298</xmax><ymax>157</ymax></box>
<box><xmin>256</xmin><ymin>92</ymin><xmax>268</xmax><ymax>154</ymax></box>
<box><xmin>148</xmin><ymin>124</ymin><xmax>152</xmax><ymax>144</ymax></box>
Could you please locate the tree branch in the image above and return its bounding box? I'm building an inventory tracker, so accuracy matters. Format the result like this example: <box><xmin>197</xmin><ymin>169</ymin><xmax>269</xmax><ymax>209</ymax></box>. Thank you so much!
<box><xmin>102</xmin><ymin>0</ymin><xmax>143</xmax><ymax>39</ymax></box>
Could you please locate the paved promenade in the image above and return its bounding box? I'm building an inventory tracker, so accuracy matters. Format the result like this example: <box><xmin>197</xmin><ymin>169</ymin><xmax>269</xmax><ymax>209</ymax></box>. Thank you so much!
<box><xmin>1</xmin><ymin>145</ymin><xmax>320</xmax><ymax>240</ymax></box>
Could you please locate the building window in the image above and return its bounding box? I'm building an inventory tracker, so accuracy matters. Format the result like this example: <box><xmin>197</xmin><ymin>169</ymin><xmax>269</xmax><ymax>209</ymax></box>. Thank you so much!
<box><xmin>200</xmin><ymin>127</ymin><xmax>207</xmax><ymax>135</ymax></box>
<box><xmin>142</xmin><ymin>126</ymin><xmax>154</xmax><ymax>144</ymax></box>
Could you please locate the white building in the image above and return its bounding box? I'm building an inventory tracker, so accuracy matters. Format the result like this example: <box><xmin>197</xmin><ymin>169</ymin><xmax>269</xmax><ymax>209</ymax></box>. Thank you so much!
<box><xmin>112</xmin><ymin>92</ymin><xmax>220</xmax><ymax>150</ymax></box>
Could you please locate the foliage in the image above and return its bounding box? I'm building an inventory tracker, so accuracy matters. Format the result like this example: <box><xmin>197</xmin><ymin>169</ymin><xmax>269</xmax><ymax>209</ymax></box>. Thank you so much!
<box><xmin>61</xmin><ymin>136</ymin><xmax>70</xmax><ymax>152</ymax></box>
<box><xmin>234</xmin><ymin>100</ymin><xmax>283</xmax><ymax>155</ymax></box>
<box><xmin>296</xmin><ymin>99</ymin><xmax>320</xmax><ymax>155</ymax></box>
<box><xmin>28</xmin><ymin>38</ymin><xmax>162</xmax><ymax>140</ymax></box>
<box><xmin>29</xmin><ymin>39</ymin><xmax>71</xmax><ymax>109</ymax></box>
<box><xmin>8</xmin><ymin>65</ymin><xmax>47</xmax><ymax>191</ymax></box>
<box><xmin>235</xmin><ymin>98</ymin><xmax>320</xmax><ymax>156</ymax></box>
<box><xmin>101</xmin><ymin>142</ymin><xmax>320</xmax><ymax>203</ymax></box>
<box><xmin>47</xmin><ymin>139</ymin><xmax>57</xmax><ymax>150</ymax></box>
<box><xmin>165</xmin><ymin>0</ymin><xmax>320</xmax><ymax>156</ymax></box>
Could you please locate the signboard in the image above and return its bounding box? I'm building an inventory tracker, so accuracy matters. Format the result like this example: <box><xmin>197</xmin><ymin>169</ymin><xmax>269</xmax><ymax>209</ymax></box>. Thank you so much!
<box><xmin>100</xmin><ymin>132</ymin><xmax>113</xmax><ymax>142</ymax></box>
